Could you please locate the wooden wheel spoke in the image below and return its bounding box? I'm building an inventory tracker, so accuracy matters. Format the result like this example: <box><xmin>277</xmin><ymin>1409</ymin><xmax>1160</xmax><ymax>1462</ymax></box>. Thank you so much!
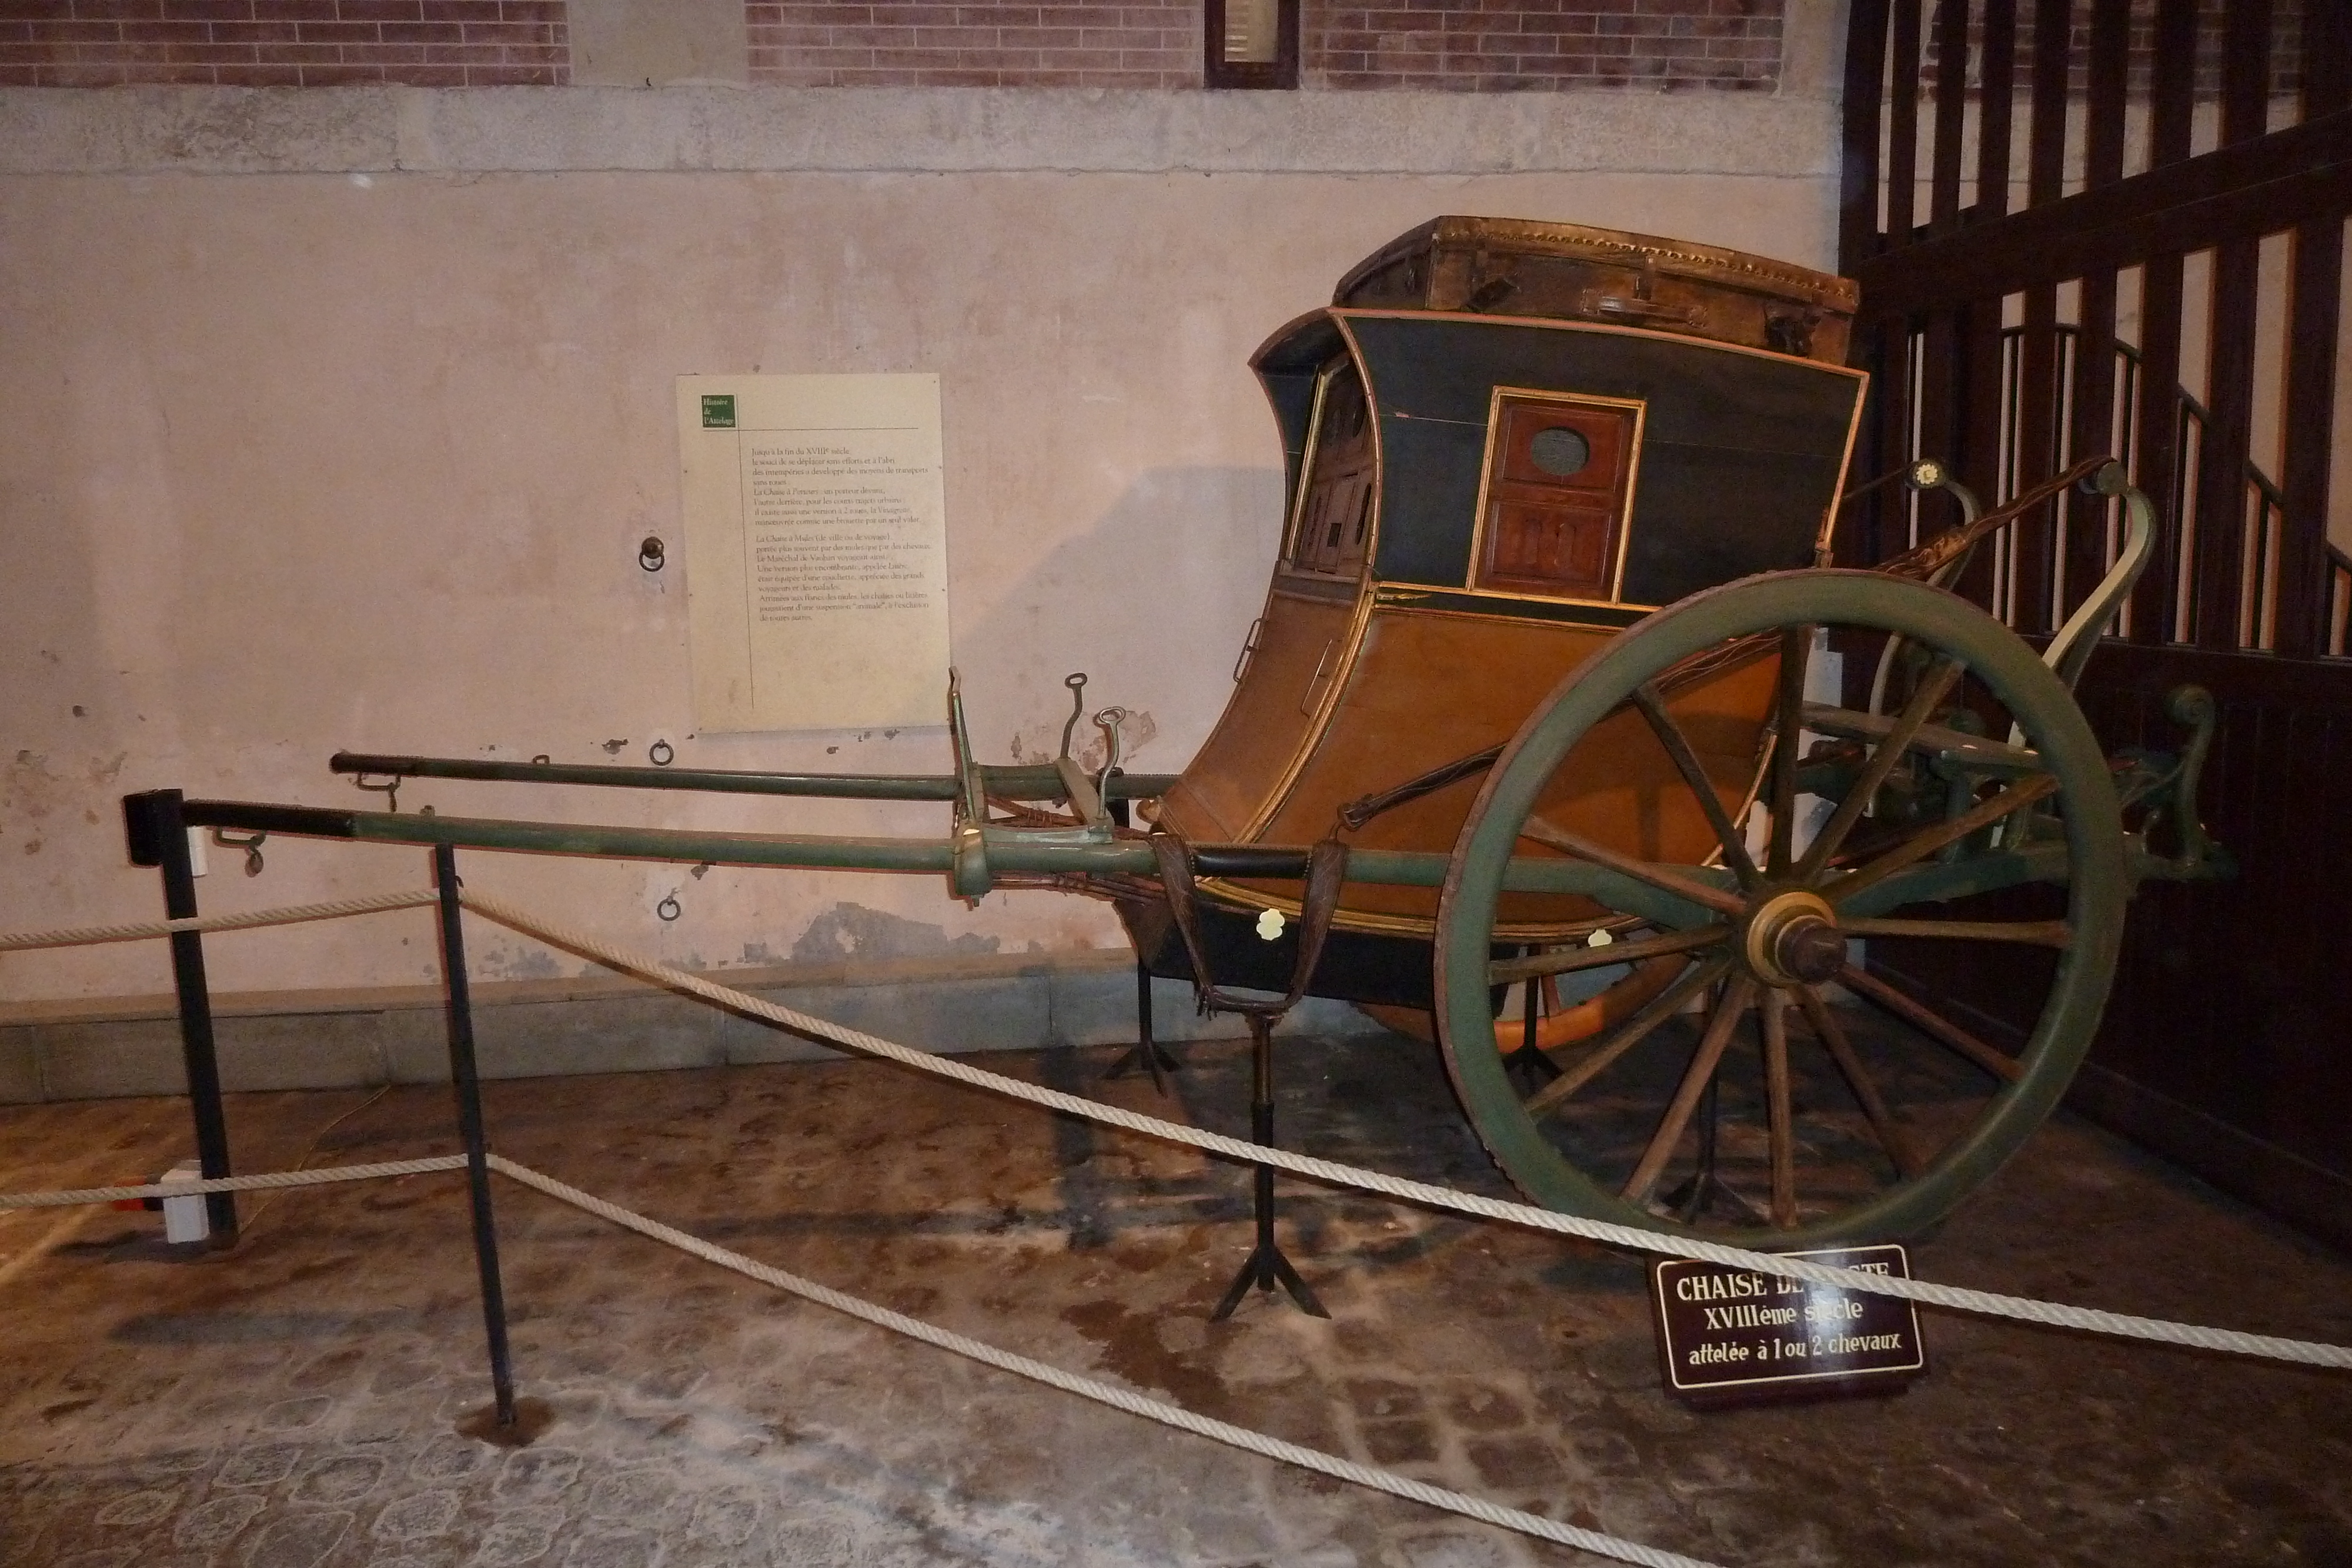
<box><xmin>1633</xmin><ymin>681</ymin><xmax>1762</xmax><ymax>887</ymax></box>
<box><xmin>1519</xmin><ymin>814</ymin><xmax>1745</xmax><ymax>918</ymax></box>
<box><xmin>1825</xmin><ymin>772</ymin><xmax>2061</xmax><ymax>905</ymax></box>
<box><xmin>1438</xmin><ymin>574</ymin><xmax>2131</xmax><ymax>1244</ymax></box>
<box><xmin>1841</xmin><ymin>917</ymin><xmax>2070</xmax><ymax>947</ymax></box>
<box><xmin>1625</xmin><ymin>976</ymin><xmax>1759</xmax><ymax>1205</ymax></box>
<box><xmin>1838</xmin><ymin>963</ymin><xmax>2024</xmax><ymax>1084</ymax></box>
<box><xmin>1795</xmin><ymin>984</ymin><xmax>1925</xmax><ymax>1179</ymax></box>
<box><xmin>1766</xmin><ymin>625</ymin><xmax>1813</xmax><ymax>877</ymax></box>
<box><xmin>1796</xmin><ymin>654</ymin><xmax>1964</xmax><ymax>881</ymax></box>
<box><xmin>1489</xmin><ymin>924</ymin><xmax>1727</xmax><ymax>988</ymax></box>
<box><xmin>1524</xmin><ymin>955</ymin><xmax>1731</xmax><ymax>1118</ymax></box>
<box><xmin>1759</xmin><ymin>991</ymin><xmax>1797</xmax><ymax>1226</ymax></box>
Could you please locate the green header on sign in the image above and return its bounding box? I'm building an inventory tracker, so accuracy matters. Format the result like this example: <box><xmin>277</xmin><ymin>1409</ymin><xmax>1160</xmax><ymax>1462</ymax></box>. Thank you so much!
<box><xmin>701</xmin><ymin>394</ymin><xmax>736</xmax><ymax>429</ymax></box>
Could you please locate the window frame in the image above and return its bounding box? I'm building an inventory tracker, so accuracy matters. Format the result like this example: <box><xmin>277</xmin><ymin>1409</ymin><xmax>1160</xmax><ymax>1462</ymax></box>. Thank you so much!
<box><xmin>1204</xmin><ymin>0</ymin><xmax>1300</xmax><ymax>89</ymax></box>
<box><xmin>1464</xmin><ymin>386</ymin><xmax>1649</xmax><ymax>607</ymax></box>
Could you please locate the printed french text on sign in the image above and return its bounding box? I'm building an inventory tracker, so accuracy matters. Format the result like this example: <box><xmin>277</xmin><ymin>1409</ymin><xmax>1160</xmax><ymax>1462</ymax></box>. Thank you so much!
<box><xmin>1651</xmin><ymin>1244</ymin><xmax>1925</xmax><ymax>1406</ymax></box>
<box><xmin>676</xmin><ymin>374</ymin><xmax>950</xmax><ymax>731</ymax></box>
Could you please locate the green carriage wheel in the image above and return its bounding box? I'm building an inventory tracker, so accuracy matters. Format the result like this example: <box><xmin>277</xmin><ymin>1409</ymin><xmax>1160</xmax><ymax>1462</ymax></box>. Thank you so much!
<box><xmin>1434</xmin><ymin>570</ymin><xmax>2128</xmax><ymax>1248</ymax></box>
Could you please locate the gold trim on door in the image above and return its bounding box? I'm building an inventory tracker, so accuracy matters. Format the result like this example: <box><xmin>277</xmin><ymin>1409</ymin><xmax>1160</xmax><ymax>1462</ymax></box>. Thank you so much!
<box><xmin>1463</xmin><ymin>386</ymin><xmax>1647</xmax><ymax>605</ymax></box>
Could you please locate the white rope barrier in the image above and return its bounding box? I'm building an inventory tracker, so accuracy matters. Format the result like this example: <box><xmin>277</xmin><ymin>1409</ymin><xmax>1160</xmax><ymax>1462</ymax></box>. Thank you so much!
<box><xmin>5</xmin><ymin>877</ymin><xmax>2346</xmax><ymax>1368</ymax></box>
<box><xmin>0</xmin><ymin>1155</ymin><xmax>467</xmax><ymax>1210</ymax></box>
<box><xmin>1</xmin><ymin>879</ymin><xmax>2341</xmax><ymax>1566</ymax></box>
<box><xmin>0</xmin><ymin>1144</ymin><xmax>1723</xmax><ymax>1565</ymax></box>
<box><xmin>457</xmin><ymin>888</ymin><xmax>2352</xmax><ymax>1372</ymax></box>
<box><xmin>487</xmin><ymin>1154</ymin><xmax>1729</xmax><ymax>1568</ymax></box>
<box><xmin>0</xmin><ymin>888</ymin><xmax>439</xmax><ymax>951</ymax></box>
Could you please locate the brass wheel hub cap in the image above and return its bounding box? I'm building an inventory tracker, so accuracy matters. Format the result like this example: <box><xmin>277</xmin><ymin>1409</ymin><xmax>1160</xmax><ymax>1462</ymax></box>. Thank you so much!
<box><xmin>1742</xmin><ymin>889</ymin><xmax>1844</xmax><ymax>988</ymax></box>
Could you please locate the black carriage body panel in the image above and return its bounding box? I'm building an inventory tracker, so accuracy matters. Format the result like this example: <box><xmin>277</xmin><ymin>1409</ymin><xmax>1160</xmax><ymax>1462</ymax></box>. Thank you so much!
<box><xmin>1337</xmin><ymin>313</ymin><xmax>1866</xmax><ymax>607</ymax></box>
<box><xmin>1117</xmin><ymin>894</ymin><xmax>1443</xmax><ymax>1010</ymax></box>
<box><xmin>1253</xmin><ymin>310</ymin><xmax>1348</xmax><ymax>506</ymax></box>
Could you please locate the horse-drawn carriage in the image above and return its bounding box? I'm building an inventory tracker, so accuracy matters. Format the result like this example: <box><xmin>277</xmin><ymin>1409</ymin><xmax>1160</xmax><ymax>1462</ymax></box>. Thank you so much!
<box><xmin>313</xmin><ymin>218</ymin><xmax>2223</xmax><ymax>1272</ymax></box>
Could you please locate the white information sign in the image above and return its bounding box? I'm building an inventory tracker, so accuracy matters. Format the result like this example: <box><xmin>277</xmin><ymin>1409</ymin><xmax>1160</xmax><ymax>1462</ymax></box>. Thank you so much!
<box><xmin>677</xmin><ymin>374</ymin><xmax>950</xmax><ymax>731</ymax></box>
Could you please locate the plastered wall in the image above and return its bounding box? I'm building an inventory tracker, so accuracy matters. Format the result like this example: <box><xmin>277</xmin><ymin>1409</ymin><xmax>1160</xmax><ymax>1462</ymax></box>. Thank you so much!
<box><xmin>0</xmin><ymin>84</ymin><xmax>1843</xmax><ymax>1008</ymax></box>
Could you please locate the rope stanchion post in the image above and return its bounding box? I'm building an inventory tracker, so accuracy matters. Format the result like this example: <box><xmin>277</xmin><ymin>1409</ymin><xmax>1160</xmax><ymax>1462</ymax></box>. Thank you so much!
<box><xmin>432</xmin><ymin>844</ymin><xmax>519</xmax><ymax>1430</ymax></box>
<box><xmin>122</xmin><ymin>788</ymin><xmax>238</xmax><ymax>1241</ymax></box>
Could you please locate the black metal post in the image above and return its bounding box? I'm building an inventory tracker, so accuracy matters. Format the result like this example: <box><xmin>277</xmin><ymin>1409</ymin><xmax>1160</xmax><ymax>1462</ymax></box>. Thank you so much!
<box><xmin>1509</xmin><ymin>975</ymin><xmax>1536</xmax><ymax>1095</ymax></box>
<box><xmin>1105</xmin><ymin>959</ymin><xmax>1181</xmax><ymax>1092</ymax></box>
<box><xmin>1211</xmin><ymin>1015</ymin><xmax>1327</xmax><ymax>1320</ymax></box>
<box><xmin>432</xmin><ymin>844</ymin><xmax>517</xmax><ymax>1428</ymax></box>
<box><xmin>121</xmin><ymin>789</ymin><xmax>237</xmax><ymax>1241</ymax></box>
<box><xmin>1663</xmin><ymin>1076</ymin><xmax>1762</xmax><ymax>1226</ymax></box>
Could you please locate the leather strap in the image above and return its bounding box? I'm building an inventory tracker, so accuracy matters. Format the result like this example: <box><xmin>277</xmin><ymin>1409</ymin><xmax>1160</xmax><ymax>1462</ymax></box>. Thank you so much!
<box><xmin>1337</xmin><ymin>742</ymin><xmax>1504</xmax><ymax>831</ymax></box>
<box><xmin>1151</xmin><ymin>831</ymin><xmax>1349</xmax><ymax>1019</ymax></box>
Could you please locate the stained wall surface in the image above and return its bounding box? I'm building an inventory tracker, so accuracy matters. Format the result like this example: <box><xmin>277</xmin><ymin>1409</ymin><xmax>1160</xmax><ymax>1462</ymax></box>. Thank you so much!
<box><xmin>0</xmin><ymin>85</ymin><xmax>1843</xmax><ymax>1007</ymax></box>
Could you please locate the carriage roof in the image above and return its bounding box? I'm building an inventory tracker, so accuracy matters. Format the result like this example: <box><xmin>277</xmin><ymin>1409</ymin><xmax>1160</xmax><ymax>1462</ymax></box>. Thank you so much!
<box><xmin>1253</xmin><ymin>218</ymin><xmax>1867</xmax><ymax>619</ymax></box>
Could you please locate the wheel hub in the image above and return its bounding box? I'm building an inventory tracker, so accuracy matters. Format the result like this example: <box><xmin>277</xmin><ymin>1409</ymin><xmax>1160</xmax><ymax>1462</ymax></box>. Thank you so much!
<box><xmin>1741</xmin><ymin>889</ymin><xmax>1844</xmax><ymax>988</ymax></box>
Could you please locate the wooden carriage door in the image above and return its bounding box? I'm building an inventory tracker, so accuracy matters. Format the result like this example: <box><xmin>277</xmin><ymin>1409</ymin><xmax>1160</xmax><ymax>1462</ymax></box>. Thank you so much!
<box><xmin>1838</xmin><ymin>0</ymin><xmax>2351</xmax><ymax>1249</ymax></box>
<box><xmin>1474</xmin><ymin>393</ymin><xmax>1640</xmax><ymax>601</ymax></box>
<box><xmin>1158</xmin><ymin>357</ymin><xmax>1374</xmax><ymax>841</ymax></box>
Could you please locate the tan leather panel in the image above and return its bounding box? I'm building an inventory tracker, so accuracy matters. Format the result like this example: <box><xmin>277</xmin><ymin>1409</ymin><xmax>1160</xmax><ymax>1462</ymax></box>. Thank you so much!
<box><xmin>1159</xmin><ymin>589</ymin><xmax>1357</xmax><ymax>843</ymax></box>
<box><xmin>1218</xmin><ymin>606</ymin><xmax>1775</xmax><ymax>937</ymax></box>
<box><xmin>1476</xmin><ymin>649</ymin><xmax>1776</xmax><ymax>935</ymax></box>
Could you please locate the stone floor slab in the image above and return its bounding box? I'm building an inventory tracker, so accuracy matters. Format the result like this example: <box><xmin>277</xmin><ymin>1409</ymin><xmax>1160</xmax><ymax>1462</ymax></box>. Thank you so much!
<box><xmin>0</xmin><ymin>1031</ymin><xmax>2347</xmax><ymax>1566</ymax></box>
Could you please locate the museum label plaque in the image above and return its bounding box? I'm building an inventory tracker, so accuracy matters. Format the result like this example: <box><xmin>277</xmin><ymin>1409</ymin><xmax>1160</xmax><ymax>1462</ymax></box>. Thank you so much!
<box><xmin>1651</xmin><ymin>1244</ymin><xmax>1925</xmax><ymax>1407</ymax></box>
<box><xmin>677</xmin><ymin>373</ymin><xmax>950</xmax><ymax>732</ymax></box>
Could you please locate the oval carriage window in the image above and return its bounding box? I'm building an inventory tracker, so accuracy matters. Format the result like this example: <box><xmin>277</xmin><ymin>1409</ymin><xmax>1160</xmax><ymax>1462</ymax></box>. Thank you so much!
<box><xmin>1529</xmin><ymin>427</ymin><xmax>1591</xmax><ymax>478</ymax></box>
<box><xmin>1475</xmin><ymin>393</ymin><xmax>1640</xmax><ymax>601</ymax></box>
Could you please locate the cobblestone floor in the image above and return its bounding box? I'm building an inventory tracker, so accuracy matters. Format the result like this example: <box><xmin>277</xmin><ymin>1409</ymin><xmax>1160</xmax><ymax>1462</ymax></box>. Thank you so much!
<box><xmin>2</xmin><ymin>1029</ymin><xmax>2349</xmax><ymax>1567</ymax></box>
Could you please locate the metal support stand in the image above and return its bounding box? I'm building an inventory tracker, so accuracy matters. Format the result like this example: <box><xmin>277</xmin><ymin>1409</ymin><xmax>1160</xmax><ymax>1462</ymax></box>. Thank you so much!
<box><xmin>1211</xmin><ymin>1016</ymin><xmax>1327</xmax><ymax>1320</ymax></box>
<box><xmin>432</xmin><ymin>845</ymin><xmax>518</xmax><ymax>1430</ymax></box>
<box><xmin>1504</xmin><ymin>971</ymin><xmax>1561</xmax><ymax>1098</ymax></box>
<box><xmin>1105</xmin><ymin>959</ymin><xmax>1181</xmax><ymax>1092</ymax></box>
<box><xmin>1662</xmin><ymin>1077</ymin><xmax>1765</xmax><ymax>1226</ymax></box>
<box><xmin>121</xmin><ymin>789</ymin><xmax>238</xmax><ymax>1242</ymax></box>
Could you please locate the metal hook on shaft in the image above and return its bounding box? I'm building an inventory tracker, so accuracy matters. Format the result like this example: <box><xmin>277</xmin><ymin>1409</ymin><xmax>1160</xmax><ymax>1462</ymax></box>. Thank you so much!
<box><xmin>211</xmin><ymin>828</ymin><xmax>266</xmax><ymax>877</ymax></box>
<box><xmin>1093</xmin><ymin>706</ymin><xmax>1128</xmax><ymax>797</ymax></box>
<box><xmin>352</xmin><ymin>774</ymin><xmax>402</xmax><ymax>813</ymax></box>
<box><xmin>1058</xmin><ymin>673</ymin><xmax>1088</xmax><ymax>761</ymax></box>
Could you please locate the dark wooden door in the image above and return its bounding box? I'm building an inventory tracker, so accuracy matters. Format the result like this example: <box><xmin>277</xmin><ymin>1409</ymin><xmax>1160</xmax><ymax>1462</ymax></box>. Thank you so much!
<box><xmin>1838</xmin><ymin>0</ymin><xmax>2352</xmax><ymax>1248</ymax></box>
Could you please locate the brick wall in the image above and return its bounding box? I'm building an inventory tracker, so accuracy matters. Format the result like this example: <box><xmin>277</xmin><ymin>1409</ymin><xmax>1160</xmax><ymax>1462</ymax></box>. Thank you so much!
<box><xmin>748</xmin><ymin>1</ymin><xmax>1194</xmax><ymax>87</ymax></box>
<box><xmin>1923</xmin><ymin>0</ymin><xmax>2306</xmax><ymax>100</ymax></box>
<box><xmin>1307</xmin><ymin>0</ymin><xmax>1782</xmax><ymax>91</ymax></box>
<box><xmin>0</xmin><ymin>0</ymin><xmax>1792</xmax><ymax>91</ymax></box>
<box><xmin>0</xmin><ymin>1</ymin><xmax>567</xmax><ymax>87</ymax></box>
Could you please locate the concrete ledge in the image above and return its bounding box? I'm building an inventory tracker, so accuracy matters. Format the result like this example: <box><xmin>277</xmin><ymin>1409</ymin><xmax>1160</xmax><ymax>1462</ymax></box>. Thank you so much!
<box><xmin>0</xmin><ymin>951</ymin><xmax>1388</xmax><ymax>1104</ymax></box>
<box><xmin>0</xmin><ymin>85</ymin><xmax>1838</xmax><ymax>179</ymax></box>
